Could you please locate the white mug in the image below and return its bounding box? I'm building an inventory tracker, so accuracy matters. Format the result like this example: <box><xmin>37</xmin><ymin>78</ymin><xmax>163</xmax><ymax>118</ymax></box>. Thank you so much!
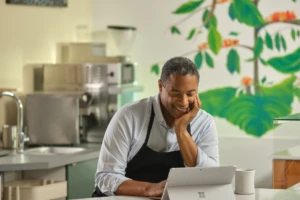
<box><xmin>235</xmin><ymin>169</ymin><xmax>255</xmax><ymax>195</ymax></box>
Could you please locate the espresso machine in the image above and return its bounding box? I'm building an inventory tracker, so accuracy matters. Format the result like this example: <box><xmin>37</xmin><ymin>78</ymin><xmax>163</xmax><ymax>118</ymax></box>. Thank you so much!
<box><xmin>23</xmin><ymin>60</ymin><xmax>143</xmax><ymax>144</ymax></box>
<box><xmin>23</xmin><ymin>25</ymin><xmax>143</xmax><ymax>145</ymax></box>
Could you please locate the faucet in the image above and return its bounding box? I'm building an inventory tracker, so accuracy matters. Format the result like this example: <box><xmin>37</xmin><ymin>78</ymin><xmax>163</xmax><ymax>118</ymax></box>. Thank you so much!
<box><xmin>0</xmin><ymin>91</ymin><xmax>29</xmax><ymax>153</ymax></box>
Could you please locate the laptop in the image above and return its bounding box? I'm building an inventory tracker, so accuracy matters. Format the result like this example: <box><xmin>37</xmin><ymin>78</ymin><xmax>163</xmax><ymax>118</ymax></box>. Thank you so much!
<box><xmin>160</xmin><ymin>166</ymin><xmax>236</xmax><ymax>200</ymax></box>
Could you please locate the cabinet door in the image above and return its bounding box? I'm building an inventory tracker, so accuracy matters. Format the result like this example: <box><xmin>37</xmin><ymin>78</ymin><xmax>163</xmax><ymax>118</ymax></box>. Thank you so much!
<box><xmin>273</xmin><ymin>160</ymin><xmax>300</xmax><ymax>189</ymax></box>
<box><xmin>66</xmin><ymin>158</ymin><xmax>98</xmax><ymax>199</ymax></box>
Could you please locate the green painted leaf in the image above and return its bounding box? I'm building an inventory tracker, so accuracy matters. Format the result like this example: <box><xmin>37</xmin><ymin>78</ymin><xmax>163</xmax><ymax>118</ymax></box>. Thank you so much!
<box><xmin>228</xmin><ymin>4</ymin><xmax>236</xmax><ymax>20</ymax></box>
<box><xmin>151</xmin><ymin>64</ymin><xmax>160</xmax><ymax>75</ymax></box>
<box><xmin>194</xmin><ymin>52</ymin><xmax>203</xmax><ymax>69</ymax></box>
<box><xmin>292</xmin><ymin>0</ymin><xmax>297</xmax><ymax>2</ymax></box>
<box><xmin>261</xmin><ymin>76</ymin><xmax>296</xmax><ymax>105</ymax></box>
<box><xmin>173</xmin><ymin>0</ymin><xmax>204</xmax><ymax>14</ymax></box>
<box><xmin>265</xmin><ymin>32</ymin><xmax>273</xmax><ymax>49</ymax></box>
<box><xmin>246</xmin><ymin>57</ymin><xmax>255</xmax><ymax>62</ymax></box>
<box><xmin>280</xmin><ymin>35</ymin><xmax>287</xmax><ymax>51</ymax></box>
<box><xmin>220</xmin><ymin>95</ymin><xmax>290</xmax><ymax>136</ymax></box>
<box><xmin>202</xmin><ymin>9</ymin><xmax>217</xmax><ymax>29</ymax></box>
<box><xmin>208</xmin><ymin>26</ymin><xmax>222</xmax><ymax>55</ymax></box>
<box><xmin>275</xmin><ymin>33</ymin><xmax>281</xmax><ymax>51</ymax></box>
<box><xmin>205</xmin><ymin>51</ymin><xmax>214</xmax><ymax>68</ymax></box>
<box><xmin>232</xmin><ymin>0</ymin><xmax>265</xmax><ymax>27</ymax></box>
<box><xmin>229</xmin><ymin>32</ymin><xmax>239</xmax><ymax>36</ymax></box>
<box><xmin>259</xmin><ymin>58</ymin><xmax>268</xmax><ymax>66</ymax></box>
<box><xmin>261</xmin><ymin>76</ymin><xmax>267</xmax><ymax>84</ymax></box>
<box><xmin>297</xmin><ymin>30</ymin><xmax>300</xmax><ymax>37</ymax></box>
<box><xmin>171</xmin><ymin>26</ymin><xmax>181</xmax><ymax>35</ymax></box>
<box><xmin>294</xmin><ymin>88</ymin><xmax>300</xmax><ymax>102</ymax></box>
<box><xmin>254</xmin><ymin>37</ymin><xmax>264</xmax><ymax>58</ymax></box>
<box><xmin>199</xmin><ymin>87</ymin><xmax>237</xmax><ymax>116</ymax></box>
<box><xmin>291</xmin><ymin>29</ymin><xmax>296</xmax><ymax>41</ymax></box>
<box><xmin>267</xmin><ymin>48</ymin><xmax>300</xmax><ymax>74</ymax></box>
<box><xmin>221</xmin><ymin>76</ymin><xmax>295</xmax><ymax>137</ymax></box>
<box><xmin>227</xmin><ymin>49</ymin><xmax>240</xmax><ymax>74</ymax></box>
<box><xmin>187</xmin><ymin>28</ymin><xmax>196</xmax><ymax>40</ymax></box>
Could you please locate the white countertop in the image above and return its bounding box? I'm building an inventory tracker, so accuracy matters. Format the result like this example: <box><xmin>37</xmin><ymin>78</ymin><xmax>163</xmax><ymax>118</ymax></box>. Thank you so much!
<box><xmin>273</xmin><ymin>145</ymin><xmax>300</xmax><ymax>160</ymax></box>
<box><xmin>73</xmin><ymin>189</ymin><xmax>300</xmax><ymax>200</ymax></box>
<box><xmin>0</xmin><ymin>143</ymin><xmax>100</xmax><ymax>171</ymax></box>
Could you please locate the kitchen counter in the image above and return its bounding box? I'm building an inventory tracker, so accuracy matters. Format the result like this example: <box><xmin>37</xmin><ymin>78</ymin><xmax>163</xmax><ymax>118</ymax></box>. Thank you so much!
<box><xmin>72</xmin><ymin>189</ymin><xmax>300</xmax><ymax>200</ymax></box>
<box><xmin>273</xmin><ymin>144</ymin><xmax>300</xmax><ymax>160</ymax></box>
<box><xmin>0</xmin><ymin>143</ymin><xmax>100</xmax><ymax>171</ymax></box>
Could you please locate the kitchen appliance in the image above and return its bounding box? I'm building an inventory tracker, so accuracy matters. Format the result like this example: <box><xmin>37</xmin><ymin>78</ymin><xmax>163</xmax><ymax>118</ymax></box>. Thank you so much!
<box><xmin>107</xmin><ymin>25</ymin><xmax>137</xmax><ymax>57</ymax></box>
<box><xmin>26</xmin><ymin>93</ymin><xmax>81</xmax><ymax>145</ymax></box>
<box><xmin>23</xmin><ymin>61</ymin><xmax>142</xmax><ymax>144</ymax></box>
<box><xmin>1</xmin><ymin>125</ymin><xmax>18</xmax><ymax>149</ymax></box>
<box><xmin>56</xmin><ymin>42</ymin><xmax>106</xmax><ymax>63</ymax></box>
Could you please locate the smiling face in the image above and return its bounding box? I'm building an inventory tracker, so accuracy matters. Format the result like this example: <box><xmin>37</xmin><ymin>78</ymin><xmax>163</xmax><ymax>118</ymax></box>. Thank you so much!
<box><xmin>159</xmin><ymin>73</ymin><xmax>198</xmax><ymax>121</ymax></box>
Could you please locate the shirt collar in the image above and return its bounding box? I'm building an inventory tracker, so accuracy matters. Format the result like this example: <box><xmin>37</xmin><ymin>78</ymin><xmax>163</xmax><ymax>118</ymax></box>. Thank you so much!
<box><xmin>153</xmin><ymin>94</ymin><xmax>169</xmax><ymax>128</ymax></box>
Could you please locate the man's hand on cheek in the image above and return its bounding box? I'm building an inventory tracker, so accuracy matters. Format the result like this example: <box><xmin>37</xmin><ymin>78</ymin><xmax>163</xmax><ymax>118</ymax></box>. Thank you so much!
<box><xmin>174</xmin><ymin>96</ymin><xmax>202</xmax><ymax>131</ymax></box>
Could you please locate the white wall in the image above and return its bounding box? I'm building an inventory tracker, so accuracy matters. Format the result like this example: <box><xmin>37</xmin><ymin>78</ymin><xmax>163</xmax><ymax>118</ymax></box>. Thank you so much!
<box><xmin>91</xmin><ymin>0</ymin><xmax>300</xmax><ymax>188</ymax></box>
<box><xmin>0</xmin><ymin>0</ymin><xmax>92</xmax><ymax>91</ymax></box>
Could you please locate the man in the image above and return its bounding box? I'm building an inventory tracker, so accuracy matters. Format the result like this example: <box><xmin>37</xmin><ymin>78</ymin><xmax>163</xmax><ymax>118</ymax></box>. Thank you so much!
<box><xmin>93</xmin><ymin>56</ymin><xmax>219</xmax><ymax>197</ymax></box>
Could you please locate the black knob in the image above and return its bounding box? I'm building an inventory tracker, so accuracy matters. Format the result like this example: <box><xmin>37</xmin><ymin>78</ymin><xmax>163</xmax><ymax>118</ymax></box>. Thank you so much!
<box><xmin>108</xmin><ymin>72</ymin><xmax>114</xmax><ymax>77</ymax></box>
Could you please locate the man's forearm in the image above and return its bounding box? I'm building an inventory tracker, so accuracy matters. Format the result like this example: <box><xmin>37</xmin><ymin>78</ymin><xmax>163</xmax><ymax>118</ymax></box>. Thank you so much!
<box><xmin>116</xmin><ymin>180</ymin><xmax>150</xmax><ymax>196</ymax></box>
<box><xmin>116</xmin><ymin>179</ymin><xmax>165</xmax><ymax>197</ymax></box>
<box><xmin>175</xmin><ymin>127</ymin><xmax>198</xmax><ymax>167</ymax></box>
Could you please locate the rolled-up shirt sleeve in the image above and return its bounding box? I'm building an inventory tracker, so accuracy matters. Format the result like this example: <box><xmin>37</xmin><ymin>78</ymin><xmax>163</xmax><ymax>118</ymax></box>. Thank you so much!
<box><xmin>193</xmin><ymin>117</ymin><xmax>220</xmax><ymax>167</ymax></box>
<box><xmin>95</xmin><ymin>107</ymin><xmax>133</xmax><ymax>196</ymax></box>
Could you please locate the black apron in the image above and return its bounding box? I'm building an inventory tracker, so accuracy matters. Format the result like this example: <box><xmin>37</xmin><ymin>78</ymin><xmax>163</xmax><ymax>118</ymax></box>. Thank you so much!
<box><xmin>92</xmin><ymin>105</ymin><xmax>191</xmax><ymax>197</ymax></box>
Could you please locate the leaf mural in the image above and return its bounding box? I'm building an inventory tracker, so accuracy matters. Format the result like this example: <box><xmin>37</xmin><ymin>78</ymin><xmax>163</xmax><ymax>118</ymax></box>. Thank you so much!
<box><xmin>265</xmin><ymin>32</ymin><xmax>273</xmax><ymax>49</ymax></box>
<box><xmin>280</xmin><ymin>36</ymin><xmax>287</xmax><ymax>51</ymax></box>
<box><xmin>275</xmin><ymin>33</ymin><xmax>281</xmax><ymax>51</ymax></box>
<box><xmin>232</xmin><ymin>0</ymin><xmax>265</xmax><ymax>27</ymax></box>
<box><xmin>267</xmin><ymin>48</ymin><xmax>300</xmax><ymax>74</ymax></box>
<box><xmin>208</xmin><ymin>26</ymin><xmax>222</xmax><ymax>55</ymax></box>
<box><xmin>205</xmin><ymin>52</ymin><xmax>214</xmax><ymax>68</ymax></box>
<box><xmin>187</xmin><ymin>28</ymin><xmax>196</xmax><ymax>40</ymax></box>
<box><xmin>194</xmin><ymin>52</ymin><xmax>203</xmax><ymax>69</ymax></box>
<box><xmin>202</xmin><ymin>9</ymin><xmax>217</xmax><ymax>29</ymax></box>
<box><xmin>261</xmin><ymin>76</ymin><xmax>296</xmax><ymax>105</ymax></box>
<box><xmin>254</xmin><ymin>37</ymin><xmax>264</xmax><ymax>58</ymax></box>
<box><xmin>171</xmin><ymin>26</ymin><xmax>181</xmax><ymax>35</ymax></box>
<box><xmin>153</xmin><ymin>0</ymin><xmax>300</xmax><ymax>138</ymax></box>
<box><xmin>291</xmin><ymin>29</ymin><xmax>296</xmax><ymax>41</ymax></box>
<box><xmin>259</xmin><ymin>58</ymin><xmax>268</xmax><ymax>66</ymax></box>
<box><xmin>151</xmin><ymin>64</ymin><xmax>160</xmax><ymax>75</ymax></box>
<box><xmin>220</xmin><ymin>76</ymin><xmax>295</xmax><ymax>136</ymax></box>
<box><xmin>261</xmin><ymin>76</ymin><xmax>267</xmax><ymax>84</ymax></box>
<box><xmin>227</xmin><ymin>49</ymin><xmax>240</xmax><ymax>74</ymax></box>
<box><xmin>173</xmin><ymin>0</ymin><xmax>204</xmax><ymax>14</ymax></box>
<box><xmin>228</xmin><ymin>4</ymin><xmax>236</xmax><ymax>20</ymax></box>
<box><xmin>294</xmin><ymin>88</ymin><xmax>300</xmax><ymax>102</ymax></box>
<box><xmin>199</xmin><ymin>87</ymin><xmax>237</xmax><ymax>116</ymax></box>
<box><xmin>229</xmin><ymin>32</ymin><xmax>239</xmax><ymax>36</ymax></box>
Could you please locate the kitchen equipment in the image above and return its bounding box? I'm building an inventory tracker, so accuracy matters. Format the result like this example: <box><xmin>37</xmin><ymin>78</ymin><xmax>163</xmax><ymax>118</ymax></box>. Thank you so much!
<box><xmin>26</xmin><ymin>93</ymin><xmax>81</xmax><ymax>145</ymax></box>
<box><xmin>1</xmin><ymin>125</ymin><xmax>17</xmax><ymax>150</ymax></box>
<box><xmin>0</xmin><ymin>92</ymin><xmax>28</xmax><ymax>153</ymax></box>
<box><xmin>23</xmin><ymin>60</ymin><xmax>143</xmax><ymax>144</ymax></box>
<box><xmin>56</xmin><ymin>42</ymin><xmax>106</xmax><ymax>63</ymax></box>
<box><xmin>107</xmin><ymin>25</ymin><xmax>137</xmax><ymax>57</ymax></box>
<box><xmin>4</xmin><ymin>179</ymin><xmax>67</xmax><ymax>200</ymax></box>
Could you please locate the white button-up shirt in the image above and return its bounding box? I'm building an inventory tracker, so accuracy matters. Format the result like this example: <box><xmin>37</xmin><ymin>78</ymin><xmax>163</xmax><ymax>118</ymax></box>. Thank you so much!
<box><xmin>95</xmin><ymin>94</ymin><xmax>220</xmax><ymax>196</ymax></box>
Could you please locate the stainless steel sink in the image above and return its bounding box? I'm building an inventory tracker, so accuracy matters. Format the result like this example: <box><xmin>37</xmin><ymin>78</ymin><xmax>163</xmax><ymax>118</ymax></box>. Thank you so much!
<box><xmin>23</xmin><ymin>147</ymin><xmax>92</xmax><ymax>155</ymax></box>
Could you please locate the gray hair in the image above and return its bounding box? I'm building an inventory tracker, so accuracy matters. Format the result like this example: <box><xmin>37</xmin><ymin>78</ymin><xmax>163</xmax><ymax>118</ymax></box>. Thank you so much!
<box><xmin>160</xmin><ymin>57</ymin><xmax>200</xmax><ymax>84</ymax></box>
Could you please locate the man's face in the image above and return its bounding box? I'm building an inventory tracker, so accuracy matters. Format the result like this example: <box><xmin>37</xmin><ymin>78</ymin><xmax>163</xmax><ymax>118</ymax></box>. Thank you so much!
<box><xmin>159</xmin><ymin>74</ymin><xmax>198</xmax><ymax>119</ymax></box>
